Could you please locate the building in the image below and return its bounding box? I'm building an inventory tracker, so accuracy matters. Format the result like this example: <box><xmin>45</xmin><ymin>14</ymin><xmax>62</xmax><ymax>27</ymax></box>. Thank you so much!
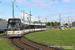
<box><xmin>0</xmin><ymin>20</ymin><xmax>7</xmax><ymax>31</ymax></box>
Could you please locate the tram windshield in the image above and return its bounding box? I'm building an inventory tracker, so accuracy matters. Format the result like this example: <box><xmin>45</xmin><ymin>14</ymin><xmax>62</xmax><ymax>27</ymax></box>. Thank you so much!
<box><xmin>7</xmin><ymin>19</ymin><xmax>21</xmax><ymax>31</ymax></box>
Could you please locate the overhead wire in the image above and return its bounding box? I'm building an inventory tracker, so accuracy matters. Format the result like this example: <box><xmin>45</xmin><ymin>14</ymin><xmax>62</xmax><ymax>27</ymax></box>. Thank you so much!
<box><xmin>0</xmin><ymin>0</ymin><xmax>23</xmax><ymax>12</ymax></box>
<box><xmin>0</xmin><ymin>1</ymin><xmax>12</xmax><ymax>7</ymax></box>
<box><xmin>14</xmin><ymin>0</ymin><xmax>23</xmax><ymax>12</ymax></box>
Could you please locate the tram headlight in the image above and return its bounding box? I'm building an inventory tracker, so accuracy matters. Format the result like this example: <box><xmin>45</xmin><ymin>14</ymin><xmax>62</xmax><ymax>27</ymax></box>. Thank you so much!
<box><xmin>8</xmin><ymin>32</ymin><xmax>10</xmax><ymax>33</ymax></box>
<box><xmin>17</xmin><ymin>32</ymin><xmax>19</xmax><ymax>33</ymax></box>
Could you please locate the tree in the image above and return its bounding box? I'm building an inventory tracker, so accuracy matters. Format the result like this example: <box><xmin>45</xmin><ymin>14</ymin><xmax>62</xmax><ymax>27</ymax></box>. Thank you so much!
<box><xmin>54</xmin><ymin>21</ymin><xmax>58</xmax><ymax>26</ymax></box>
<box><xmin>34</xmin><ymin>21</ymin><xmax>38</xmax><ymax>23</ymax></box>
<box><xmin>51</xmin><ymin>22</ymin><xmax>54</xmax><ymax>27</ymax></box>
<box><xmin>39</xmin><ymin>20</ymin><xmax>41</xmax><ymax>23</ymax></box>
<box><xmin>64</xmin><ymin>23</ymin><xmax>68</xmax><ymax>26</ymax></box>
<box><xmin>0</xmin><ymin>18</ymin><xmax>6</xmax><ymax>21</ymax></box>
<box><xmin>0</xmin><ymin>18</ymin><xmax>3</xmax><ymax>20</ymax></box>
<box><xmin>57</xmin><ymin>22</ymin><xmax>60</xmax><ymax>26</ymax></box>
<box><xmin>46</xmin><ymin>22</ymin><xmax>51</xmax><ymax>26</ymax></box>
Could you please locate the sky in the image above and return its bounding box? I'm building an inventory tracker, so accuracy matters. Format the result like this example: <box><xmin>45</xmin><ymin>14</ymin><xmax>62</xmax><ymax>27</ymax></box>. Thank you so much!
<box><xmin>0</xmin><ymin>0</ymin><xmax>75</xmax><ymax>24</ymax></box>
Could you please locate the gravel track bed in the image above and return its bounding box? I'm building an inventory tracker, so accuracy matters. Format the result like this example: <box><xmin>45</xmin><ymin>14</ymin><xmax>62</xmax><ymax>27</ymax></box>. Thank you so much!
<box><xmin>12</xmin><ymin>38</ymin><xmax>39</xmax><ymax>50</ymax></box>
<box><xmin>21</xmin><ymin>38</ymin><xmax>55</xmax><ymax>50</ymax></box>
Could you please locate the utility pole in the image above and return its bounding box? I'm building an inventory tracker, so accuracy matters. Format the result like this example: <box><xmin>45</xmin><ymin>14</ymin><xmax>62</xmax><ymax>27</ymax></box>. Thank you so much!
<box><xmin>23</xmin><ymin>10</ymin><xmax>25</xmax><ymax>20</ymax></box>
<box><xmin>59</xmin><ymin>14</ymin><xmax>61</xmax><ymax>30</ymax></box>
<box><xmin>64</xmin><ymin>21</ymin><xmax>65</xmax><ymax>29</ymax></box>
<box><xmin>71</xmin><ymin>18</ymin><xmax>72</xmax><ymax>28</ymax></box>
<box><xmin>54</xmin><ymin>20</ymin><xmax>55</xmax><ymax>29</ymax></box>
<box><xmin>45</xmin><ymin>18</ymin><xmax>47</xmax><ymax>30</ymax></box>
<box><xmin>12</xmin><ymin>1</ymin><xmax>14</xmax><ymax>17</ymax></box>
<box><xmin>45</xmin><ymin>18</ymin><xmax>47</xmax><ymax>22</ymax></box>
<box><xmin>68</xmin><ymin>16</ymin><xmax>70</xmax><ymax>29</ymax></box>
<box><xmin>50</xmin><ymin>20</ymin><xmax>52</xmax><ymax>27</ymax></box>
<box><xmin>30</xmin><ymin>11</ymin><xmax>31</xmax><ymax>22</ymax></box>
<box><xmin>38</xmin><ymin>16</ymin><xmax>40</xmax><ymax>22</ymax></box>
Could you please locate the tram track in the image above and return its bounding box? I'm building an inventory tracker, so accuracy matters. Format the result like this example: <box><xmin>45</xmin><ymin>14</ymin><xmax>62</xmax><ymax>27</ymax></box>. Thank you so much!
<box><xmin>23</xmin><ymin>33</ymin><xmax>63</xmax><ymax>50</ymax></box>
<box><xmin>11</xmin><ymin>38</ymin><xmax>42</xmax><ymax>50</ymax></box>
<box><xmin>21</xmin><ymin>37</ymin><xmax>56</xmax><ymax>50</ymax></box>
<box><xmin>19</xmin><ymin>38</ymin><xmax>42</xmax><ymax>50</ymax></box>
<box><xmin>11</xmin><ymin>33</ymin><xmax>63</xmax><ymax>50</ymax></box>
<box><xmin>24</xmin><ymin>36</ymin><xmax>63</xmax><ymax>50</ymax></box>
<box><xmin>11</xmin><ymin>38</ymin><xmax>26</xmax><ymax>50</ymax></box>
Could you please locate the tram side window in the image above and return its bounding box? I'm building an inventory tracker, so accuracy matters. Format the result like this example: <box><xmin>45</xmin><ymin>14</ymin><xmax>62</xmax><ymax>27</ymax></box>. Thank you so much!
<box><xmin>24</xmin><ymin>24</ymin><xmax>29</xmax><ymax>29</ymax></box>
<box><xmin>34</xmin><ymin>25</ymin><xmax>37</xmax><ymax>28</ymax></box>
<box><xmin>23</xmin><ymin>24</ymin><xmax>35</xmax><ymax>29</ymax></box>
<box><xmin>24</xmin><ymin>24</ymin><xmax>27</xmax><ymax>29</ymax></box>
<box><xmin>34</xmin><ymin>25</ymin><xmax>41</xmax><ymax>28</ymax></box>
<box><xmin>20</xmin><ymin>23</ymin><xmax>24</xmax><ymax>30</ymax></box>
<box><xmin>26</xmin><ymin>26</ymin><xmax>30</xmax><ymax>29</ymax></box>
<box><xmin>21</xmin><ymin>24</ymin><xmax>31</xmax><ymax>29</ymax></box>
<box><xmin>38</xmin><ymin>25</ymin><xmax>41</xmax><ymax>28</ymax></box>
<box><xmin>30</xmin><ymin>25</ymin><xmax>34</xmax><ymax>29</ymax></box>
<box><xmin>42</xmin><ymin>25</ymin><xmax>46</xmax><ymax>28</ymax></box>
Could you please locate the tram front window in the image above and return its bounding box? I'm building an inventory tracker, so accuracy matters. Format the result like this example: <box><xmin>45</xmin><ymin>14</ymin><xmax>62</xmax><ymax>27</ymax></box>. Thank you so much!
<box><xmin>8</xmin><ymin>19</ymin><xmax>20</xmax><ymax>31</ymax></box>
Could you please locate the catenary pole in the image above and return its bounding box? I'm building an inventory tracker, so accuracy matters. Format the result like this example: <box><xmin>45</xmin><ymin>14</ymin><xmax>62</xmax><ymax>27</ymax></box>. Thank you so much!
<box><xmin>12</xmin><ymin>1</ymin><xmax>14</xmax><ymax>17</ymax></box>
<box><xmin>68</xmin><ymin>17</ymin><xmax>70</xmax><ymax>29</ymax></box>
<box><xmin>38</xmin><ymin>16</ymin><xmax>40</xmax><ymax>22</ymax></box>
<box><xmin>23</xmin><ymin>10</ymin><xmax>25</xmax><ymax>20</ymax></box>
<box><xmin>59</xmin><ymin>14</ymin><xmax>61</xmax><ymax>30</ymax></box>
<box><xmin>45</xmin><ymin>18</ymin><xmax>47</xmax><ymax>30</ymax></box>
<box><xmin>30</xmin><ymin>11</ymin><xmax>31</xmax><ymax>22</ymax></box>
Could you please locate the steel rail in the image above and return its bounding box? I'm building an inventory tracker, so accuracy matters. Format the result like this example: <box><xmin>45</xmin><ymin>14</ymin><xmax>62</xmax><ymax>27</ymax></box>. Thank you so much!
<box><xmin>19</xmin><ymin>38</ymin><xmax>42</xmax><ymax>50</ymax></box>
<box><xmin>11</xmin><ymin>38</ymin><xmax>26</xmax><ymax>50</ymax></box>
<box><xmin>24</xmin><ymin>35</ymin><xmax>63</xmax><ymax>50</ymax></box>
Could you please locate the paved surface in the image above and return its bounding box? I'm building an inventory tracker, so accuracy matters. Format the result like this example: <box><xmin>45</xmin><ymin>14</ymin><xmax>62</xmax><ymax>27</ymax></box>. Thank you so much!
<box><xmin>0</xmin><ymin>36</ymin><xmax>8</xmax><ymax>40</ymax></box>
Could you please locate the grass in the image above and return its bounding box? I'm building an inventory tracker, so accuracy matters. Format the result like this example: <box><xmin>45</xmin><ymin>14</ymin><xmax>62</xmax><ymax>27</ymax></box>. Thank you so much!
<box><xmin>0</xmin><ymin>39</ymin><xmax>15</xmax><ymax>50</ymax></box>
<box><xmin>25</xmin><ymin>29</ymin><xmax>75</xmax><ymax>50</ymax></box>
<box><xmin>0</xmin><ymin>33</ymin><xmax>7</xmax><ymax>37</ymax></box>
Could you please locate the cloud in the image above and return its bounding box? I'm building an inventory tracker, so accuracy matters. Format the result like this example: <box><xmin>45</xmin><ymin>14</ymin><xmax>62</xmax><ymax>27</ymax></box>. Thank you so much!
<box><xmin>54</xmin><ymin>0</ymin><xmax>58</xmax><ymax>3</ymax></box>
<box><xmin>7</xmin><ymin>0</ymin><xmax>12</xmax><ymax>1</ymax></box>
<box><xmin>63</xmin><ymin>0</ymin><xmax>70</xmax><ymax>2</ymax></box>
<box><xmin>0</xmin><ymin>11</ymin><xmax>3</xmax><ymax>13</ymax></box>
<box><xmin>61</xmin><ymin>12</ymin><xmax>75</xmax><ymax>16</ymax></box>
<box><xmin>7</xmin><ymin>0</ymin><xmax>58</xmax><ymax>8</ymax></box>
<box><xmin>50</xmin><ymin>7</ymin><xmax>55</xmax><ymax>10</ymax></box>
<box><xmin>61</xmin><ymin>15</ymin><xmax>75</xmax><ymax>24</ymax></box>
<box><xmin>31</xmin><ymin>0</ymin><xmax>46</xmax><ymax>3</ymax></box>
<box><xmin>44</xmin><ymin>14</ymin><xmax>59</xmax><ymax>18</ymax></box>
<box><xmin>15</xmin><ymin>0</ymin><xmax>24</xmax><ymax>3</ymax></box>
<box><xmin>44</xmin><ymin>11</ymin><xmax>75</xmax><ymax>18</ymax></box>
<box><xmin>40</xmin><ymin>3</ymin><xmax>51</xmax><ymax>8</ymax></box>
<box><xmin>73</xmin><ymin>0</ymin><xmax>75</xmax><ymax>1</ymax></box>
<box><xmin>40</xmin><ymin>0</ymin><xmax>58</xmax><ymax>8</ymax></box>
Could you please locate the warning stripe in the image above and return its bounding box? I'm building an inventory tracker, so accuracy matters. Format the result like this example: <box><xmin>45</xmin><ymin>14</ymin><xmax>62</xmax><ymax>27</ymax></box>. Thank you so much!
<box><xmin>12</xmin><ymin>31</ymin><xmax>15</xmax><ymax>34</ymax></box>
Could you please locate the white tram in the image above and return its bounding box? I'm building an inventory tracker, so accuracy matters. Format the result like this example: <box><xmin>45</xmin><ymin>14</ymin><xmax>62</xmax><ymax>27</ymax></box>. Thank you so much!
<box><xmin>7</xmin><ymin>17</ymin><xmax>46</xmax><ymax>37</ymax></box>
